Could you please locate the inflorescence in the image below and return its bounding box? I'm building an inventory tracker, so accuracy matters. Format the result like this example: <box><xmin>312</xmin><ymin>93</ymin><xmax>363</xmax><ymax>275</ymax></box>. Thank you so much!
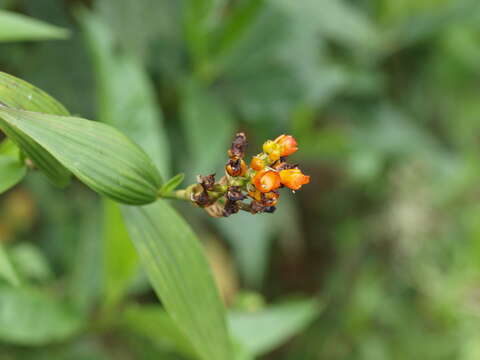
<box><xmin>176</xmin><ymin>133</ymin><xmax>310</xmax><ymax>217</ymax></box>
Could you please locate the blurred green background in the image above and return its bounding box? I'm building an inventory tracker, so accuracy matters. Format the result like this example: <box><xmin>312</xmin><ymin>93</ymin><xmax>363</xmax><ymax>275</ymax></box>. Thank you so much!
<box><xmin>2</xmin><ymin>0</ymin><xmax>480</xmax><ymax>359</ymax></box>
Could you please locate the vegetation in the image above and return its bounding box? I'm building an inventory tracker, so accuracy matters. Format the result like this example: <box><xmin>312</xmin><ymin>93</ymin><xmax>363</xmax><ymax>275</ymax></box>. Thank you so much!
<box><xmin>1</xmin><ymin>0</ymin><xmax>480</xmax><ymax>359</ymax></box>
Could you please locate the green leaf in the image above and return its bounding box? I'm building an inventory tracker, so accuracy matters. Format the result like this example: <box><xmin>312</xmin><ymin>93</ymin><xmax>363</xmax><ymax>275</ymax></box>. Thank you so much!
<box><xmin>80</xmin><ymin>11</ymin><xmax>170</xmax><ymax>177</ymax></box>
<box><xmin>121</xmin><ymin>304</ymin><xmax>197</xmax><ymax>359</ymax></box>
<box><xmin>102</xmin><ymin>199</ymin><xmax>138</xmax><ymax>310</ymax></box>
<box><xmin>0</xmin><ymin>244</ymin><xmax>21</xmax><ymax>287</ymax></box>
<box><xmin>158</xmin><ymin>173</ymin><xmax>185</xmax><ymax>197</ymax></box>
<box><xmin>68</xmin><ymin>201</ymin><xmax>103</xmax><ymax>314</ymax></box>
<box><xmin>228</xmin><ymin>299</ymin><xmax>321</xmax><ymax>356</ymax></box>
<box><xmin>0</xmin><ymin>139</ymin><xmax>26</xmax><ymax>193</ymax></box>
<box><xmin>0</xmin><ymin>107</ymin><xmax>162</xmax><ymax>204</ymax></box>
<box><xmin>0</xmin><ymin>286</ymin><xmax>83</xmax><ymax>345</ymax></box>
<box><xmin>0</xmin><ymin>71</ymin><xmax>71</xmax><ymax>186</ymax></box>
<box><xmin>0</xmin><ymin>10</ymin><xmax>69</xmax><ymax>42</ymax></box>
<box><xmin>0</xmin><ymin>71</ymin><xmax>70</xmax><ymax>115</ymax></box>
<box><xmin>9</xmin><ymin>243</ymin><xmax>53</xmax><ymax>283</ymax></box>
<box><xmin>121</xmin><ymin>200</ymin><xmax>233</xmax><ymax>360</ymax></box>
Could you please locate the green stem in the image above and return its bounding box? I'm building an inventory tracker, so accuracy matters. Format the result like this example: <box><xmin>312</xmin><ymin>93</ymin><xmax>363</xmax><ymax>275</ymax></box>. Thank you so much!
<box><xmin>159</xmin><ymin>185</ymin><xmax>194</xmax><ymax>201</ymax></box>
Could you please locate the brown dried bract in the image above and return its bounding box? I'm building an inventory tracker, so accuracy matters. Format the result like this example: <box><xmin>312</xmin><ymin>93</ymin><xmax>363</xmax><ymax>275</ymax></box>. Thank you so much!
<box><xmin>226</xmin><ymin>186</ymin><xmax>246</xmax><ymax>202</ymax></box>
<box><xmin>191</xmin><ymin>184</ymin><xmax>214</xmax><ymax>207</ymax></box>
<box><xmin>227</xmin><ymin>132</ymin><xmax>247</xmax><ymax>159</ymax></box>
<box><xmin>223</xmin><ymin>199</ymin><xmax>240</xmax><ymax>217</ymax></box>
<box><xmin>197</xmin><ymin>174</ymin><xmax>216</xmax><ymax>191</ymax></box>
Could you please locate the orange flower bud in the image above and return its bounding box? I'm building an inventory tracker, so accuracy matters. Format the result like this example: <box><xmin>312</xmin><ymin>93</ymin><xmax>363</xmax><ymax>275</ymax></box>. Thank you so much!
<box><xmin>274</xmin><ymin>134</ymin><xmax>298</xmax><ymax>157</ymax></box>
<box><xmin>279</xmin><ymin>168</ymin><xmax>310</xmax><ymax>190</ymax></box>
<box><xmin>253</xmin><ymin>170</ymin><xmax>281</xmax><ymax>193</ymax></box>
<box><xmin>226</xmin><ymin>159</ymin><xmax>247</xmax><ymax>177</ymax></box>
<box><xmin>250</xmin><ymin>156</ymin><xmax>265</xmax><ymax>171</ymax></box>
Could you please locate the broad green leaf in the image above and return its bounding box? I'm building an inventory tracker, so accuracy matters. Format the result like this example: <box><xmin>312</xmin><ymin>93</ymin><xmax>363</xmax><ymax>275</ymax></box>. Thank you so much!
<box><xmin>228</xmin><ymin>299</ymin><xmax>321</xmax><ymax>356</ymax></box>
<box><xmin>0</xmin><ymin>107</ymin><xmax>162</xmax><ymax>204</ymax></box>
<box><xmin>121</xmin><ymin>304</ymin><xmax>197</xmax><ymax>359</ymax></box>
<box><xmin>80</xmin><ymin>11</ymin><xmax>170</xmax><ymax>177</ymax></box>
<box><xmin>102</xmin><ymin>199</ymin><xmax>138</xmax><ymax>311</ymax></box>
<box><xmin>0</xmin><ymin>243</ymin><xmax>21</xmax><ymax>287</ymax></box>
<box><xmin>0</xmin><ymin>286</ymin><xmax>83</xmax><ymax>345</ymax></box>
<box><xmin>158</xmin><ymin>173</ymin><xmax>185</xmax><ymax>197</ymax></box>
<box><xmin>121</xmin><ymin>200</ymin><xmax>233</xmax><ymax>360</ymax></box>
<box><xmin>0</xmin><ymin>71</ymin><xmax>71</xmax><ymax>186</ymax></box>
<box><xmin>0</xmin><ymin>10</ymin><xmax>69</xmax><ymax>42</ymax></box>
<box><xmin>0</xmin><ymin>72</ymin><xmax>70</xmax><ymax>115</ymax></box>
<box><xmin>0</xmin><ymin>139</ymin><xmax>26</xmax><ymax>193</ymax></box>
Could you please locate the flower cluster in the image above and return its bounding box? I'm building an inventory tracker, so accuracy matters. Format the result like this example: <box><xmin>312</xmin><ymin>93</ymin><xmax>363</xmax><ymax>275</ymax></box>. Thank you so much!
<box><xmin>190</xmin><ymin>132</ymin><xmax>310</xmax><ymax>217</ymax></box>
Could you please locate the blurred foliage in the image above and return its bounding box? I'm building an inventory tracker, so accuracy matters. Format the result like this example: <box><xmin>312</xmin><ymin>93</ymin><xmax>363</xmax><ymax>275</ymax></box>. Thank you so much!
<box><xmin>2</xmin><ymin>0</ymin><xmax>480</xmax><ymax>359</ymax></box>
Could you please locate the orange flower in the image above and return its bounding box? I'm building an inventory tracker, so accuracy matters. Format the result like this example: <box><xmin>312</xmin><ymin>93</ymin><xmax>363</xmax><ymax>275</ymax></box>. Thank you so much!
<box><xmin>250</xmin><ymin>156</ymin><xmax>265</xmax><ymax>171</ymax></box>
<box><xmin>253</xmin><ymin>170</ymin><xmax>281</xmax><ymax>193</ymax></box>
<box><xmin>279</xmin><ymin>168</ymin><xmax>310</xmax><ymax>190</ymax></box>
<box><xmin>274</xmin><ymin>134</ymin><xmax>298</xmax><ymax>157</ymax></box>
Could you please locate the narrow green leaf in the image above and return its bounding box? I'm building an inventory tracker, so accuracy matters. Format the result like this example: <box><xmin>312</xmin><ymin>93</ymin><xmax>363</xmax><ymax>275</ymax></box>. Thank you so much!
<box><xmin>0</xmin><ymin>10</ymin><xmax>69</xmax><ymax>42</ymax></box>
<box><xmin>158</xmin><ymin>173</ymin><xmax>185</xmax><ymax>197</ymax></box>
<box><xmin>0</xmin><ymin>244</ymin><xmax>21</xmax><ymax>287</ymax></box>
<box><xmin>80</xmin><ymin>11</ymin><xmax>170</xmax><ymax>177</ymax></box>
<box><xmin>0</xmin><ymin>286</ymin><xmax>83</xmax><ymax>345</ymax></box>
<box><xmin>102</xmin><ymin>199</ymin><xmax>138</xmax><ymax>310</ymax></box>
<box><xmin>0</xmin><ymin>107</ymin><xmax>162</xmax><ymax>204</ymax></box>
<box><xmin>228</xmin><ymin>299</ymin><xmax>321</xmax><ymax>356</ymax></box>
<box><xmin>0</xmin><ymin>139</ymin><xmax>26</xmax><ymax>193</ymax></box>
<box><xmin>0</xmin><ymin>71</ymin><xmax>71</xmax><ymax>186</ymax></box>
<box><xmin>121</xmin><ymin>200</ymin><xmax>233</xmax><ymax>360</ymax></box>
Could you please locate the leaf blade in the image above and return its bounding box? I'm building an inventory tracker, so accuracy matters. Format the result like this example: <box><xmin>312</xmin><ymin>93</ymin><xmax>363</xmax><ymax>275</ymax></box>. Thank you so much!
<box><xmin>229</xmin><ymin>299</ymin><xmax>321</xmax><ymax>356</ymax></box>
<box><xmin>80</xmin><ymin>11</ymin><xmax>170</xmax><ymax>177</ymax></box>
<box><xmin>0</xmin><ymin>286</ymin><xmax>83</xmax><ymax>345</ymax></box>
<box><xmin>0</xmin><ymin>140</ymin><xmax>26</xmax><ymax>193</ymax></box>
<box><xmin>121</xmin><ymin>200</ymin><xmax>233</xmax><ymax>360</ymax></box>
<box><xmin>0</xmin><ymin>244</ymin><xmax>21</xmax><ymax>287</ymax></box>
<box><xmin>0</xmin><ymin>107</ymin><xmax>162</xmax><ymax>204</ymax></box>
<box><xmin>0</xmin><ymin>71</ymin><xmax>71</xmax><ymax>186</ymax></box>
<box><xmin>0</xmin><ymin>10</ymin><xmax>69</xmax><ymax>43</ymax></box>
<box><xmin>102</xmin><ymin>199</ymin><xmax>138</xmax><ymax>310</ymax></box>
<box><xmin>158</xmin><ymin>173</ymin><xmax>185</xmax><ymax>197</ymax></box>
